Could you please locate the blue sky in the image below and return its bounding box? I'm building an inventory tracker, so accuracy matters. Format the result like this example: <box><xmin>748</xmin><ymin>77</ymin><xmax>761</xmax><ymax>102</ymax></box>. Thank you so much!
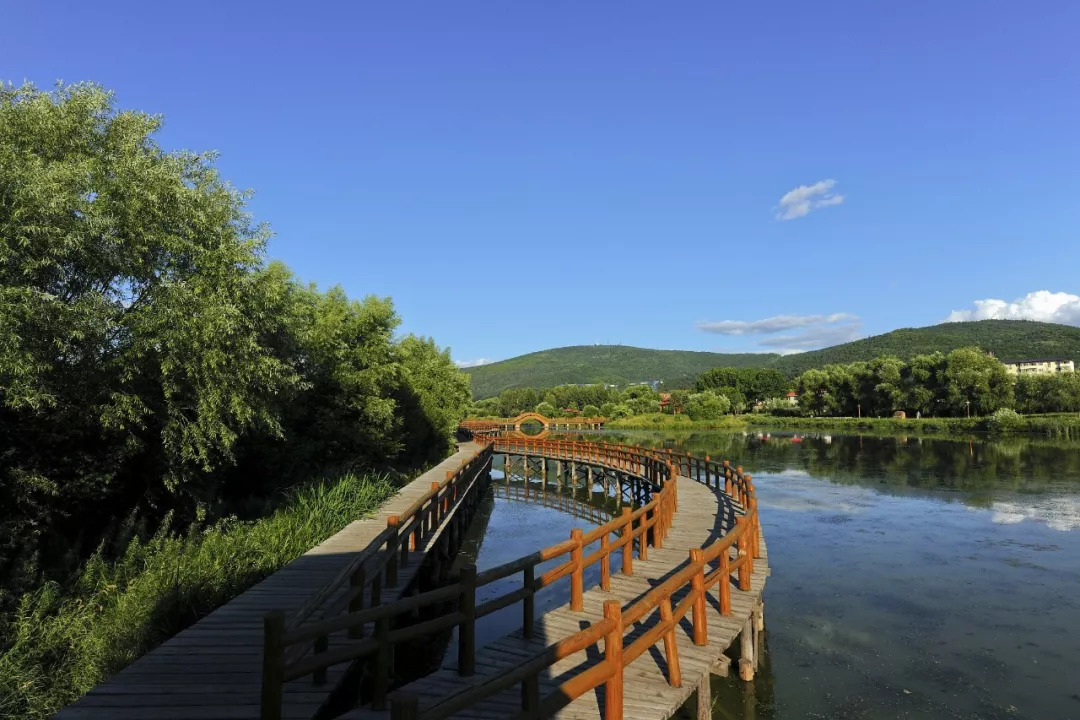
<box><xmin>5</xmin><ymin>1</ymin><xmax>1080</xmax><ymax>365</ymax></box>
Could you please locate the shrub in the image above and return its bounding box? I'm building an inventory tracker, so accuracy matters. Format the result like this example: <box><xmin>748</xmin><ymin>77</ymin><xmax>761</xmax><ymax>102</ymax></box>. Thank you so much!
<box><xmin>986</xmin><ymin>408</ymin><xmax>1025</xmax><ymax>434</ymax></box>
<box><xmin>685</xmin><ymin>391</ymin><xmax>731</xmax><ymax>421</ymax></box>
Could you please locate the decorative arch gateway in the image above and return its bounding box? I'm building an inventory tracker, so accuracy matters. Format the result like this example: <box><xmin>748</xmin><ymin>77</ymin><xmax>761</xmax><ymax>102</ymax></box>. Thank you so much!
<box><xmin>511</xmin><ymin>412</ymin><xmax>551</xmax><ymax>433</ymax></box>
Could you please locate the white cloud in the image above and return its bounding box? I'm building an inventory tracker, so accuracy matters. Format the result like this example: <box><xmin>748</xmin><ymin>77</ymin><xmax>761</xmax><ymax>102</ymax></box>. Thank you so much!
<box><xmin>775</xmin><ymin>179</ymin><xmax>845</xmax><ymax>221</ymax></box>
<box><xmin>988</xmin><ymin>497</ymin><xmax>1080</xmax><ymax>532</ymax></box>
<box><xmin>698</xmin><ymin>312</ymin><xmax>862</xmax><ymax>353</ymax></box>
<box><xmin>698</xmin><ymin>313</ymin><xmax>856</xmax><ymax>336</ymax></box>
<box><xmin>455</xmin><ymin>358</ymin><xmax>494</xmax><ymax>368</ymax></box>
<box><xmin>946</xmin><ymin>290</ymin><xmax>1080</xmax><ymax>326</ymax></box>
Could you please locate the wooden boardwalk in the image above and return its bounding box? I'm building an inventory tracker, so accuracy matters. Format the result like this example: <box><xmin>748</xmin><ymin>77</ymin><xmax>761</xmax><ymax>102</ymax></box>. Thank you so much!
<box><xmin>344</xmin><ymin>471</ymin><xmax>769</xmax><ymax>720</ymax></box>
<box><xmin>54</xmin><ymin>443</ymin><xmax>489</xmax><ymax>720</ymax></box>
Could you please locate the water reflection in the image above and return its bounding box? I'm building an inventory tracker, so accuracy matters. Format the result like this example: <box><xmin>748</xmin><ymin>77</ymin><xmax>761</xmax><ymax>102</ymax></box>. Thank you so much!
<box><xmin>569</xmin><ymin>429</ymin><xmax>1080</xmax><ymax>719</ymax></box>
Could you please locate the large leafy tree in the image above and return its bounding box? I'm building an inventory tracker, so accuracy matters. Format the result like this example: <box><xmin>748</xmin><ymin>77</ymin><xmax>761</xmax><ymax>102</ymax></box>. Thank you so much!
<box><xmin>942</xmin><ymin>347</ymin><xmax>1013</xmax><ymax>415</ymax></box>
<box><xmin>1</xmin><ymin>83</ymin><xmax>293</xmax><ymax>573</ymax></box>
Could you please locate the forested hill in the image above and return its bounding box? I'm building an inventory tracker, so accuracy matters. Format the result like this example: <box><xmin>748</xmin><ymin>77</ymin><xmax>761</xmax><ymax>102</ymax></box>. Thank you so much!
<box><xmin>464</xmin><ymin>346</ymin><xmax>779</xmax><ymax>399</ymax></box>
<box><xmin>465</xmin><ymin>321</ymin><xmax>1080</xmax><ymax>398</ymax></box>
<box><xmin>771</xmin><ymin>320</ymin><xmax>1080</xmax><ymax>376</ymax></box>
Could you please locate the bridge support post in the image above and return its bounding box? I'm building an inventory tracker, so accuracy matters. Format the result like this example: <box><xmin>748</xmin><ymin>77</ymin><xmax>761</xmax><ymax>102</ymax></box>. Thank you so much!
<box><xmin>696</xmin><ymin>672</ymin><xmax>711</xmax><ymax>720</ymax></box>
<box><xmin>739</xmin><ymin>617</ymin><xmax>755</xmax><ymax>681</ymax></box>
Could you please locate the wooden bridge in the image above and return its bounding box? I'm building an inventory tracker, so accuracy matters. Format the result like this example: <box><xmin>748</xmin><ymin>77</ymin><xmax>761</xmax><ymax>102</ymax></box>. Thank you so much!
<box><xmin>460</xmin><ymin>412</ymin><xmax>607</xmax><ymax>435</ymax></box>
<box><xmin>56</xmin><ymin>431</ymin><xmax>767</xmax><ymax>720</ymax></box>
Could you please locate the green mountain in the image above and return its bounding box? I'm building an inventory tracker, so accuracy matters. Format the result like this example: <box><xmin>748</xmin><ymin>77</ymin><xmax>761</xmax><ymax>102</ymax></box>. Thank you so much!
<box><xmin>771</xmin><ymin>320</ymin><xmax>1080</xmax><ymax>376</ymax></box>
<box><xmin>464</xmin><ymin>346</ymin><xmax>777</xmax><ymax>399</ymax></box>
<box><xmin>465</xmin><ymin>321</ymin><xmax>1080</xmax><ymax>398</ymax></box>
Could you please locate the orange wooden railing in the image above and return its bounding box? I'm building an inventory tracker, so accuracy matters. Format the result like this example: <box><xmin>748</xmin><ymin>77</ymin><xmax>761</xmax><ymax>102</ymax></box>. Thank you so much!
<box><xmin>260</xmin><ymin>446</ymin><xmax>494</xmax><ymax>720</ymax></box>
<box><xmin>260</xmin><ymin>434</ymin><xmax>681</xmax><ymax>720</ymax></box>
<box><xmin>381</xmin><ymin>432</ymin><xmax>762</xmax><ymax>720</ymax></box>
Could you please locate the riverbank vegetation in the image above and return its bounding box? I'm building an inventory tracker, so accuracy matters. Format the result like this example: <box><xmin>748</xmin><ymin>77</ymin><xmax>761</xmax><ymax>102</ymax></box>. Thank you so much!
<box><xmin>0</xmin><ymin>472</ymin><xmax>394</xmax><ymax>718</ymax></box>
<box><xmin>468</xmin><ymin>348</ymin><xmax>1080</xmax><ymax>440</ymax></box>
<box><xmin>1</xmin><ymin>82</ymin><xmax>470</xmax><ymax>717</ymax></box>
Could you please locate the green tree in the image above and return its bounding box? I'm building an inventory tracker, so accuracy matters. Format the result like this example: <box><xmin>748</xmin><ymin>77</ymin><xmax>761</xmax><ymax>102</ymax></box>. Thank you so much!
<box><xmin>581</xmin><ymin>404</ymin><xmax>601</xmax><ymax>417</ymax></box>
<box><xmin>902</xmin><ymin>352</ymin><xmax>945</xmax><ymax>416</ymax></box>
<box><xmin>942</xmin><ymin>347</ymin><xmax>1013</xmax><ymax>416</ymax></box>
<box><xmin>696</xmin><ymin>368</ymin><xmax>741</xmax><ymax>392</ymax></box>
<box><xmin>0</xmin><ymin>83</ymin><xmax>295</xmax><ymax>576</ymax></box>
<box><xmin>534</xmin><ymin>401</ymin><xmax>557</xmax><ymax>417</ymax></box>
<box><xmin>496</xmin><ymin>388</ymin><xmax>539</xmax><ymax>417</ymax></box>
<box><xmin>626</xmin><ymin>396</ymin><xmax>661</xmax><ymax>415</ymax></box>
<box><xmin>684</xmin><ymin>391</ymin><xmax>731</xmax><ymax>420</ymax></box>
<box><xmin>393</xmin><ymin>335</ymin><xmax>471</xmax><ymax>462</ymax></box>
<box><xmin>667</xmin><ymin>389</ymin><xmax>690</xmax><ymax>414</ymax></box>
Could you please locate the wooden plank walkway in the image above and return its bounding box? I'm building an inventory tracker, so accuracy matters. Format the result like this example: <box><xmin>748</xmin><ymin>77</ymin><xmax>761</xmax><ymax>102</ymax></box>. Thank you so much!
<box><xmin>344</xmin><ymin>473</ymin><xmax>769</xmax><ymax>720</ymax></box>
<box><xmin>54</xmin><ymin>443</ymin><xmax>488</xmax><ymax>720</ymax></box>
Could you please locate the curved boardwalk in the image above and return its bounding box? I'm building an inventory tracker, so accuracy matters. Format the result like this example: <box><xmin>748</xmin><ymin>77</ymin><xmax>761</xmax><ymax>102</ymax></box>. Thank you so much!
<box><xmin>55</xmin><ymin>434</ymin><xmax>768</xmax><ymax>720</ymax></box>
<box><xmin>54</xmin><ymin>443</ymin><xmax>492</xmax><ymax>720</ymax></box>
<box><xmin>346</xmin><ymin>463</ymin><xmax>768</xmax><ymax>720</ymax></box>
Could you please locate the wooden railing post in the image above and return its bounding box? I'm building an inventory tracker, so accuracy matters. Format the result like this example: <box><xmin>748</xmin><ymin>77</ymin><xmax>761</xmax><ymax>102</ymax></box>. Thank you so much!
<box><xmin>458</xmin><ymin>564</ymin><xmax>477</xmax><ymax>676</ymax></box>
<box><xmin>523</xmin><ymin>564</ymin><xmax>535</xmax><ymax>639</ymax></box>
<box><xmin>430</xmin><ymin>481</ymin><xmax>441</xmax><ymax>529</ymax></box>
<box><xmin>719</xmin><ymin>550</ymin><xmax>731</xmax><ymax>614</ymax></box>
<box><xmin>348</xmin><ymin>565</ymin><xmax>366</xmax><ymax>639</ymax></box>
<box><xmin>660</xmin><ymin>597</ymin><xmax>682</xmax><ymax>687</ymax></box>
<box><xmin>689</xmin><ymin>548</ymin><xmax>707</xmax><ymax>646</ymax></box>
<box><xmin>600</xmin><ymin>533</ymin><xmax>611</xmax><ymax>590</ymax></box>
<box><xmin>261</xmin><ymin>611</ymin><xmax>285</xmax><ymax>720</ymax></box>
<box><xmin>373</xmin><ymin>615</ymin><xmax>391</xmax><ymax>709</ymax></box>
<box><xmin>621</xmin><ymin>508</ymin><xmax>633</xmax><ymax>575</ymax></box>
<box><xmin>522</xmin><ymin>673</ymin><xmax>540</xmax><ymax>712</ymax></box>
<box><xmin>603</xmin><ymin>600</ymin><xmax>624</xmax><ymax>720</ymax></box>
<box><xmin>570</xmin><ymin>528</ymin><xmax>584</xmax><ymax>611</ymax></box>
<box><xmin>737</xmin><ymin>518</ymin><xmax>751</xmax><ymax>591</ymax></box>
<box><xmin>386</xmin><ymin>516</ymin><xmax>400</xmax><ymax>587</ymax></box>
<box><xmin>704</xmin><ymin>455</ymin><xmax>711</xmax><ymax>487</ymax></box>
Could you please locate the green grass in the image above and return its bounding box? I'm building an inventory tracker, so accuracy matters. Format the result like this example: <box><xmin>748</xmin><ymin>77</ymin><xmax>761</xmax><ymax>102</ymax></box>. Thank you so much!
<box><xmin>464</xmin><ymin>321</ymin><xmax>1080</xmax><ymax>398</ymax></box>
<box><xmin>0</xmin><ymin>472</ymin><xmax>395</xmax><ymax>720</ymax></box>
<box><xmin>606</xmin><ymin>413</ymin><xmax>748</xmax><ymax>430</ymax></box>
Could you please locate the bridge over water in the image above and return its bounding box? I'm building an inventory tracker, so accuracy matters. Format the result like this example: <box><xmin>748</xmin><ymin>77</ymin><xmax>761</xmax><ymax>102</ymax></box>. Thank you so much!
<box><xmin>56</xmin><ymin>422</ymin><xmax>767</xmax><ymax>720</ymax></box>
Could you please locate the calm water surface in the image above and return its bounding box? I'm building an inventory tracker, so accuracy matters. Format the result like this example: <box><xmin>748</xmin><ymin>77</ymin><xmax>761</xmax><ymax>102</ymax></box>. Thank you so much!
<box><xmin>457</xmin><ymin>430</ymin><xmax>1080</xmax><ymax>719</ymax></box>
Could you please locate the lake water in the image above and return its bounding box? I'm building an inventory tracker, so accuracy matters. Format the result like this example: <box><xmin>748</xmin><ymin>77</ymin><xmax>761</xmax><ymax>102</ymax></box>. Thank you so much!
<box><xmin>459</xmin><ymin>430</ymin><xmax>1080</xmax><ymax>719</ymax></box>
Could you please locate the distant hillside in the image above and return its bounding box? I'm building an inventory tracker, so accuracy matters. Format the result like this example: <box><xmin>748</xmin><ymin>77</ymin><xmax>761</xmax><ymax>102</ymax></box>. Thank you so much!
<box><xmin>465</xmin><ymin>321</ymin><xmax>1080</xmax><ymax>398</ymax></box>
<box><xmin>771</xmin><ymin>320</ymin><xmax>1080</xmax><ymax>376</ymax></box>
<box><xmin>464</xmin><ymin>345</ymin><xmax>779</xmax><ymax>399</ymax></box>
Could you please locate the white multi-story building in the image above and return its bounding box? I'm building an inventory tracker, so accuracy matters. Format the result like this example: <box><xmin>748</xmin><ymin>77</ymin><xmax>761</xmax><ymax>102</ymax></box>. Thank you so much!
<box><xmin>1002</xmin><ymin>358</ymin><xmax>1076</xmax><ymax>376</ymax></box>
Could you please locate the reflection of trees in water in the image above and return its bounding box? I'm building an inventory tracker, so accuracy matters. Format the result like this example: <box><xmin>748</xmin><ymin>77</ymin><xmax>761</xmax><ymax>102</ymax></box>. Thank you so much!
<box><xmin>567</xmin><ymin>430</ymin><xmax>1080</xmax><ymax>505</ymax></box>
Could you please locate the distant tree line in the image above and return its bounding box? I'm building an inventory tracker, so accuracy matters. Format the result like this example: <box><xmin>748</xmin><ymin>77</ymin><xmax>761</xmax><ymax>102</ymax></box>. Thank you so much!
<box><xmin>469</xmin><ymin>348</ymin><xmax>1080</xmax><ymax>425</ymax></box>
<box><xmin>0</xmin><ymin>83</ymin><xmax>471</xmax><ymax>598</ymax></box>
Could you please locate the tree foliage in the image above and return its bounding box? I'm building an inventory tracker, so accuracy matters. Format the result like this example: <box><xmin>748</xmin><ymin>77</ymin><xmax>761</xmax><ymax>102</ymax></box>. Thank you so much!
<box><xmin>0</xmin><ymin>83</ymin><xmax>470</xmax><ymax>592</ymax></box>
<box><xmin>793</xmin><ymin>348</ymin><xmax>1014</xmax><ymax>417</ymax></box>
